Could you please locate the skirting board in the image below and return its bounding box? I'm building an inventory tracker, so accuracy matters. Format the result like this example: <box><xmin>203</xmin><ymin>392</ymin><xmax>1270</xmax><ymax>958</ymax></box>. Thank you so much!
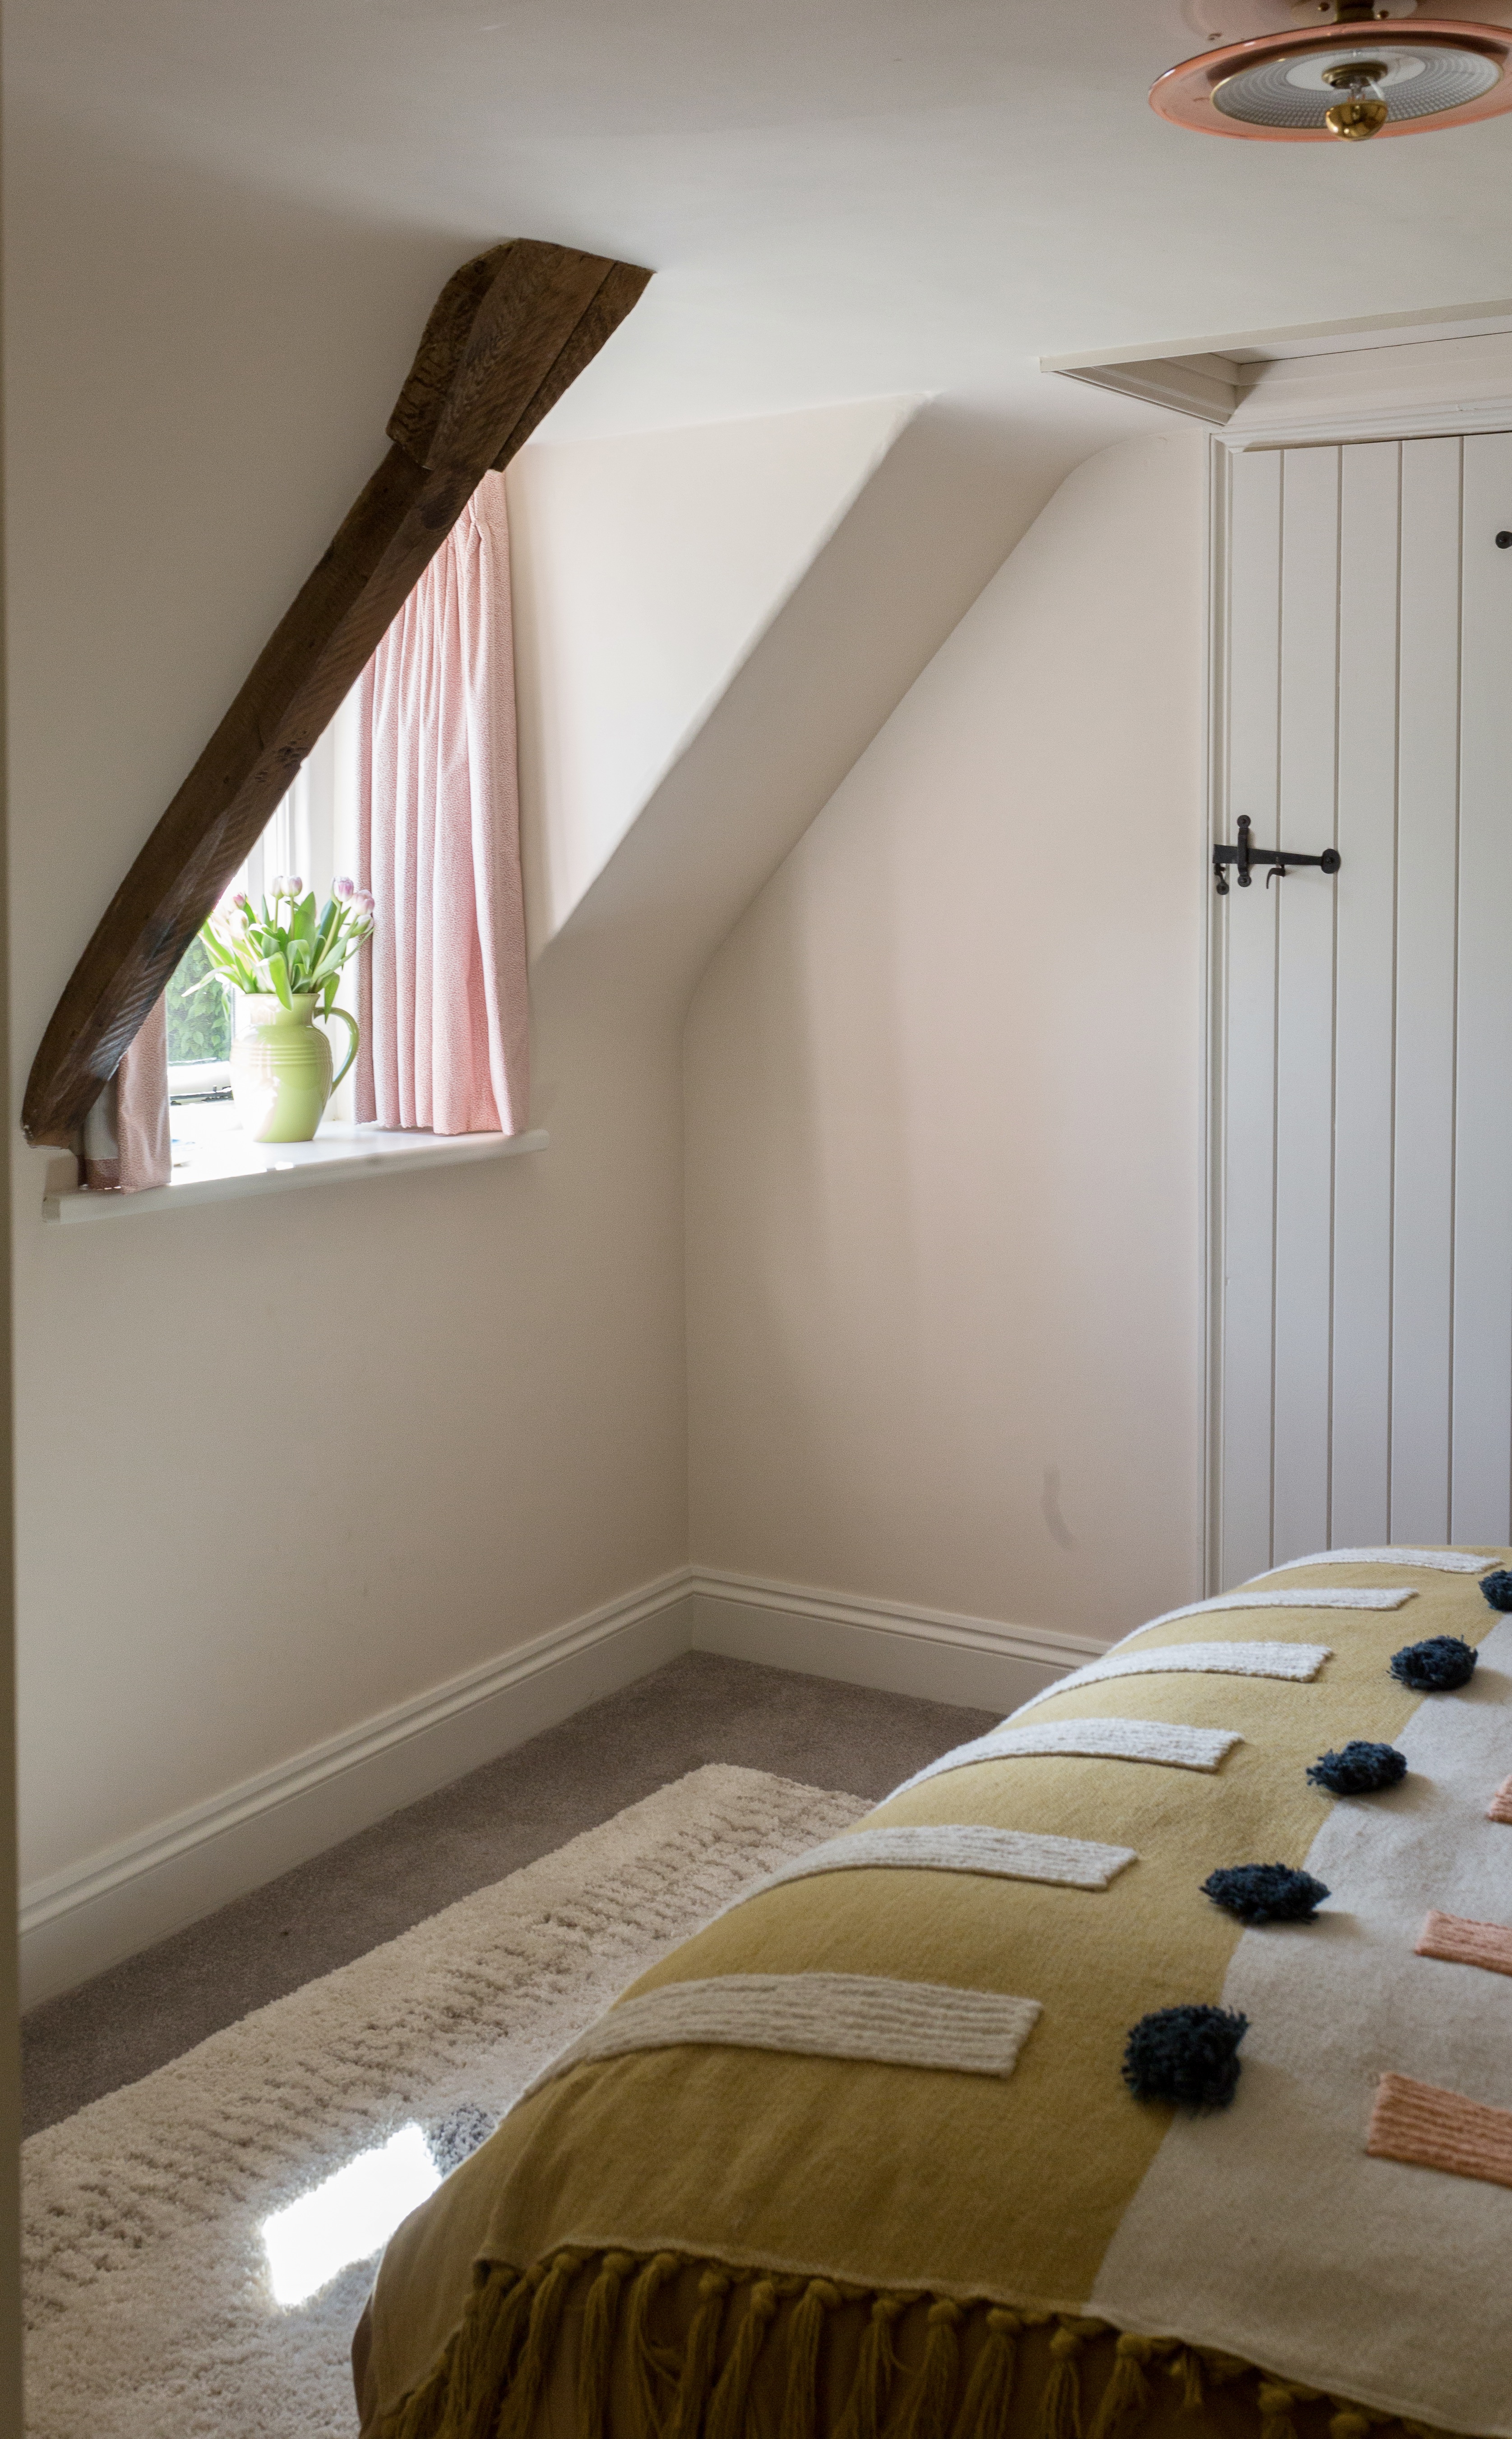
<box><xmin>19</xmin><ymin>1570</ymin><xmax>1105</xmax><ymax>2007</ymax></box>
<box><xmin>18</xmin><ymin>1578</ymin><xmax>694</xmax><ymax>2008</ymax></box>
<box><xmin>686</xmin><ymin>1569</ymin><xmax>1104</xmax><ymax>1715</ymax></box>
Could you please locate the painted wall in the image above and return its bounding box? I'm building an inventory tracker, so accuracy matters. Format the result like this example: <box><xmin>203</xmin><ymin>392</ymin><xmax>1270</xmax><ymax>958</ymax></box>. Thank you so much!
<box><xmin>685</xmin><ymin>432</ymin><xmax>1210</xmax><ymax>1644</ymax></box>
<box><xmin>0</xmin><ymin>128</ymin><xmax>899</xmax><ymax>1953</ymax></box>
<box><xmin>7</xmin><ymin>109</ymin><xmax>1125</xmax><ymax>1991</ymax></box>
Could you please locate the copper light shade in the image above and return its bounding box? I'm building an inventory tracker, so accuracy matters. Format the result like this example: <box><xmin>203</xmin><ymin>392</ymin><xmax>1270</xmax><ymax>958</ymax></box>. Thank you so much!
<box><xmin>1151</xmin><ymin>5</ymin><xmax>1512</xmax><ymax>137</ymax></box>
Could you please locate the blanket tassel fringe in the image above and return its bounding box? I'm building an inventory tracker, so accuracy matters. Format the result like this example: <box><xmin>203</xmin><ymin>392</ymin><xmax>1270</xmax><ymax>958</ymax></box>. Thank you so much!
<box><xmin>376</xmin><ymin>2249</ymin><xmax>1470</xmax><ymax>2439</ymax></box>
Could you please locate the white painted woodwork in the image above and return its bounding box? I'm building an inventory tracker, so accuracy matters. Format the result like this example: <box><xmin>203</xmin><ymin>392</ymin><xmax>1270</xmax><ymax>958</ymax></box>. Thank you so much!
<box><xmin>1217</xmin><ymin>451</ymin><xmax>1282</xmax><ymax>1585</ymax></box>
<box><xmin>22</xmin><ymin>1566</ymin><xmax>1092</xmax><ymax>2005</ymax></box>
<box><xmin>1216</xmin><ymin>434</ymin><xmax>1512</xmax><ymax>1579</ymax></box>
<box><xmin>1452</xmin><ymin>435</ymin><xmax>1512</xmax><ymax>1542</ymax></box>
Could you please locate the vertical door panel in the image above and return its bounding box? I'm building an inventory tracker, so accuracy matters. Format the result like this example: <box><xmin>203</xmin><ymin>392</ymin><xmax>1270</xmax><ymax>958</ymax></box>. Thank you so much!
<box><xmin>1272</xmin><ymin>449</ymin><xmax>1340</xmax><ymax>1562</ymax></box>
<box><xmin>1220</xmin><ymin>429</ymin><xmax>1512</xmax><ymax>1584</ymax></box>
<box><xmin>1390</xmin><ymin>438</ymin><xmax>1461</xmax><ymax>1541</ymax></box>
<box><xmin>1451</xmin><ymin>435</ymin><xmax>1512</xmax><ymax>1542</ymax></box>
<box><xmin>1330</xmin><ymin>444</ymin><xmax>1400</xmax><ymax>1545</ymax></box>
<box><xmin>1219</xmin><ymin>450</ymin><xmax>1283</xmax><ymax>1584</ymax></box>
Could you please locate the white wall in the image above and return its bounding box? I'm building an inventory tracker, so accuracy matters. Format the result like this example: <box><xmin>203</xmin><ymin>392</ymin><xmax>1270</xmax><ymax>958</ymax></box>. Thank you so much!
<box><xmin>685</xmin><ymin>432</ymin><xmax>1210</xmax><ymax>1644</ymax></box>
<box><xmin>8</xmin><ymin>107</ymin><xmax>1115</xmax><ymax>1994</ymax></box>
<box><xmin>507</xmin><ymin>396</ymin><xmax>922</xmax><ymax>950</ymax></box>
<box><xmin>3</xmin><ymin>131</ymin><xmax>698</xmax><ymax>1968</ymax></box>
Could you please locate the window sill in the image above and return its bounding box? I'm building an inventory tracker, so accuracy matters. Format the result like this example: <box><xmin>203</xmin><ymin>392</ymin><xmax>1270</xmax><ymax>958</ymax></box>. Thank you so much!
<box><xmin>43</xmin><ymin>1121</ymin><xmax>549</xmax><ymax>1223</ymax></box>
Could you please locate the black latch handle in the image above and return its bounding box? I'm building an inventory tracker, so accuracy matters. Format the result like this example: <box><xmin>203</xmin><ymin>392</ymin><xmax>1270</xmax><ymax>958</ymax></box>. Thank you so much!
<box><xmin>1214</xmin><ymin>815</ymin><xmax>1342</xmax><ymax>898</ymax></box>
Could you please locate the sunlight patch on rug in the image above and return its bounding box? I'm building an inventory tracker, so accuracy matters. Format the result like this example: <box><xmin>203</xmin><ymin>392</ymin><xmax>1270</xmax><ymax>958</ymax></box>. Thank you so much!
<box><xmin>262</xmin><ymin>2124</ymin><xmax>441</xmax><ymax>2308</ymax></box>
<box><xmin>24</xmin><ymin>1764</ymin><xmax>864</xmax><ymax>2439</ymax></box>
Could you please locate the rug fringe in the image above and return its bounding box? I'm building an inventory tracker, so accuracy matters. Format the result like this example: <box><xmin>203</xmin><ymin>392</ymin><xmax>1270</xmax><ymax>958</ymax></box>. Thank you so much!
<box><xmin>370</xmin><ymin>2248</ymin><xmax>1472</xmax><ymax>2439</ymax></box>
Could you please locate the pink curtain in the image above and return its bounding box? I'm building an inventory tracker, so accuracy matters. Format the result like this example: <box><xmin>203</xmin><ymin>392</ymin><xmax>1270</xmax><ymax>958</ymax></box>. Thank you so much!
<box><xmin>82</xmin><ymin>995</ymin><xmax>171</xmax><ymax>1191</ymax></box>
<box><xmin>356</xmin><ymin>470</ymin><xmax>528</xmax><ymax>1136</ymax></box>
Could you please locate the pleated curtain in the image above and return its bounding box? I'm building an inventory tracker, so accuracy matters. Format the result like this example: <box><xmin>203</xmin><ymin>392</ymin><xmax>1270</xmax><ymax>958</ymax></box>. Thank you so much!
<box><xmin>356</xmin><ymin>469</ymin><xmax>528</xmax><ymax>1137</ymax></box>
<box><xmin>82</xmin><ymin>996</ymin><xmax>171</xmax><ymax>1192</ymax></box>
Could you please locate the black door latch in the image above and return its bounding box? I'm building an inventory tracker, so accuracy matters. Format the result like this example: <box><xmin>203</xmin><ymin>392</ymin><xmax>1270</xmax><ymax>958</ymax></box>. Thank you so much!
<box><xmin>1214</xmin><ymin>815</ymin><xmax>1342</xmax><ymax>897</ymax></box>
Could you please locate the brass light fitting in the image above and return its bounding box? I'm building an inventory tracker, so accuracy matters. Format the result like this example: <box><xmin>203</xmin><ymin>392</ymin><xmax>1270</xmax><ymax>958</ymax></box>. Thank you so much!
<box><xmin>1151</xmin><ymin>0</ymin><xmax>1512</xmax><ymax>139</ymax></box>
<box><xmin>1320</xmin><ymin>56</ymin><xmax>1392</xmax><ymax>135</ymax></box>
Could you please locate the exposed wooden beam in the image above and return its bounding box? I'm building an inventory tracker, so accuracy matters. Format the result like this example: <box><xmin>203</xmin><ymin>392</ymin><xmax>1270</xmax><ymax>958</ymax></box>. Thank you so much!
<box><xmin>23</xmin><ymin>239</ymin><xmax>651</xmax><ymax>1149</ymax></box>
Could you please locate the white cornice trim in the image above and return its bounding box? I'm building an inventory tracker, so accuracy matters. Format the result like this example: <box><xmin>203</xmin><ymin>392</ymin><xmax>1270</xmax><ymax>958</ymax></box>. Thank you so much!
<box><xmin>1223</xmin><ymin>399</ymin><xmax>1512</xmax><ymax>451</ymax></box>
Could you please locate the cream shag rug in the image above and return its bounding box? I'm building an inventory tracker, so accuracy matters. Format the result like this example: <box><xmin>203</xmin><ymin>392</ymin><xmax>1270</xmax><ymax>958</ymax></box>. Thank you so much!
<box><xmin>23</xmin><ymin>1763</ymin><xmax>864</xmax><ymax>2439</ymax></box>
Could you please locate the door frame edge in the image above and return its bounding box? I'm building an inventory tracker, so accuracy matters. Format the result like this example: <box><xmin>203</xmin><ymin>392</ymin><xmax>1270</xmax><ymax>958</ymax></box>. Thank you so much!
<box><xmin>1202</xmin><ymin>431</ymin><xmax>1228</xmax><ymax>1597</ymax></box>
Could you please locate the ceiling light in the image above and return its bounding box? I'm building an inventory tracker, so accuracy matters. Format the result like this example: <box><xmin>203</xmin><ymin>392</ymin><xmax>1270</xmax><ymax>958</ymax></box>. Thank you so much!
<box><xmin>1151</xmin><ymin>0</ymin><xmax>1512</xmax><ymax>138</ymax></box>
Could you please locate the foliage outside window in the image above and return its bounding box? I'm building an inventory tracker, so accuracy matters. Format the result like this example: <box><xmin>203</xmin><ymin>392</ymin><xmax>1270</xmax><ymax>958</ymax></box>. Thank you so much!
<box><xmin>166</xmin><ymin>934</ymin><xmax>231</xmax><ymax>1068</ymax></box>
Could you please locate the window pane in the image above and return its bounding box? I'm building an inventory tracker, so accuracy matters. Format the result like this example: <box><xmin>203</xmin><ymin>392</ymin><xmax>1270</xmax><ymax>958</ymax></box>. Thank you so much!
<box><xmin>165</xmin><ymin>934</ymin><xmax>231</xmax><ymax>1066</ymax></box>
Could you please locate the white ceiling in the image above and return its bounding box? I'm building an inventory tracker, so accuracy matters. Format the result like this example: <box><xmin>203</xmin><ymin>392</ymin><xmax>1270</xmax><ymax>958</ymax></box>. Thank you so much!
<box><xmin>13</xmin><ymin>0</ymin><xmax>1512</xmax><ymax>441</ymax></box>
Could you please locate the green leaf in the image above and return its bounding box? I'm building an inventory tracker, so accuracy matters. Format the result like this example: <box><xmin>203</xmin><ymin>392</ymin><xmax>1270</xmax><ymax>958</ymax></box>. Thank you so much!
<box><xmin>267</xmin><ymin>950</ymin><xmax>293</xmax><ymax>1009</ymax></box>
<box><xmin>307</xmin><ymin>943</ymin><xmax>355</xmax><ymax>990</ymax></box>
<box><xmin>165</xmin><ymin>933</ymin><xmax>233</xmax><ymax>1065</ymax></box>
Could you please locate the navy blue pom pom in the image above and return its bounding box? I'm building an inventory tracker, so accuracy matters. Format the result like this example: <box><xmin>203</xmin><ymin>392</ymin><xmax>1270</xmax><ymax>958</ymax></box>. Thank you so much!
<box><xmin>1307</xmin><ymin>1740</ymin><xmax>1407</xmax><ymax>1794</ymax></box>
<box><xmin>1389</xmin><ymin>1635</ymin><xmax>1477</xmax><ymax>1692</ymax></box>
<box><xmin>1480</xmin><ymin>1569</ymin><xmax>1512</xmax><ymax>1612</ymax></box>
<box><xmin>1202</xmin><ymin>1863</ymin><xmax>1330</xmax><ymax>1923</ymax></box>
<box><xmin>1122</xmin><ymin>2004</ymin><xmax>1248</xmax><ymax>2110</ymax></box>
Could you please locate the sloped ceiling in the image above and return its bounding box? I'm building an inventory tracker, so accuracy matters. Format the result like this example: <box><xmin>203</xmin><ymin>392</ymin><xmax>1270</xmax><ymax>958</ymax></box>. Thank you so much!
<box><xmin>14</xmin><ymin>0</ymin><xmax>1512</xmax><ymax>444</ymax></box>
<box><xmin>534</xmin><ymin>400</ymin><xmax>1163</xmax><ymax>1027</ymax></box>
<box><xmin>16</xmin><ymin>0</ymin><xmax>1512</xmax><ymax>1065</ymax></box>
<box><xmin>508</xmin><ymin>395</ymin><xmax>924</xmax><ymax>949</ymax></box>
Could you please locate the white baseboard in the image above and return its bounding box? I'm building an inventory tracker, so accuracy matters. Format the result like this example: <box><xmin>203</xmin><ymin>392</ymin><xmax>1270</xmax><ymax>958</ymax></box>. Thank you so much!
<box><xmin>20</xmin><ymin>1566</ymin><xmax>1101</xmax><ymax>2008</ymax></box>
<box><xmin>687</xmin><ymin>1568</ymin><xmax>1105</xmax><ymax>1713</ymax></box>
<box><xmin>19</xmin><ymin>1575</ymin><xmax>694</xmax><ymax>2008</ymax></box>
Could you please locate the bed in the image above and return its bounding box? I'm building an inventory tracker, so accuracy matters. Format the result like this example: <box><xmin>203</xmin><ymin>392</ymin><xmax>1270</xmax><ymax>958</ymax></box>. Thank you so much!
<box><xmin>354</xmin><ymin>1550</ymin><xmax>1512</xmax><ymax>2439</ymax></box>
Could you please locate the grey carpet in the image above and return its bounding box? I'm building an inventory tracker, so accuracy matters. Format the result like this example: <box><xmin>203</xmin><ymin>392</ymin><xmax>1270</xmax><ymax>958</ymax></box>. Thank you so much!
<box><xmin>23</xmin><ymin>1650</ymin><xmax>994</xmax><ymax>2135</ymax></box>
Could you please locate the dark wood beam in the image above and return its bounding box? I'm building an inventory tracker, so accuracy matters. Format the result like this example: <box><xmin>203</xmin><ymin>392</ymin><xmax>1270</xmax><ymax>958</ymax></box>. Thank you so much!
<box><xmin>23</xmin><ymin>239</ymin><xmax>651</xmax><ymax>1149</ymax></box>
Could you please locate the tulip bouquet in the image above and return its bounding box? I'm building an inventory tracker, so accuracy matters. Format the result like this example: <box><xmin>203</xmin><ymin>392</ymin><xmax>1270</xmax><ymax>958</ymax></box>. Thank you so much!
<box><xmin>191</xmin><ymin>875</ymin><xmax>376</xmax><ymax>1014</ymax></box>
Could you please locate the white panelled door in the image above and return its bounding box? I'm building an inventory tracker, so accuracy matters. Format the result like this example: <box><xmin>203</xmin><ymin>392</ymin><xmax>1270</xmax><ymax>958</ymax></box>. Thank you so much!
<box><xmin>1215</xmin><ymin>434</ymin><xmax>1512</xmax><ymax>1585</ymax></box>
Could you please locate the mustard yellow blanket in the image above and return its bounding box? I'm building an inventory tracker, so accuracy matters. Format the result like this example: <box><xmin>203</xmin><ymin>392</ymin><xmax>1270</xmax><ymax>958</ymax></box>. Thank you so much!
<box><xmin>363</xmin><ymin>1555</ymin><xmax>1512</xmax><ymax>2439</ymax></box>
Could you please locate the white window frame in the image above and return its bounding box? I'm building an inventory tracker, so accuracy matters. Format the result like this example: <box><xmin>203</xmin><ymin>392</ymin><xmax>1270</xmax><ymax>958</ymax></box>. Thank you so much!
<box><xmin>168</xmin><ymin>687</ymin><xmax>363</xmax><ymax>1116</ymax></box>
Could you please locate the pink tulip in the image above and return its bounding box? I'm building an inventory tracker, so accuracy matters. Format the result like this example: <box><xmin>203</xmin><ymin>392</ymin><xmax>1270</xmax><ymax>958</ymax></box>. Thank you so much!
<box><xmin>333</xmin><ymin>875</ymin><xmax>355</xmax><ymax>898</ymax></box>
<box><xmin>354</xmin><ymin>889</ymin><xmax>376</xmax><ymax>916</ymax></box>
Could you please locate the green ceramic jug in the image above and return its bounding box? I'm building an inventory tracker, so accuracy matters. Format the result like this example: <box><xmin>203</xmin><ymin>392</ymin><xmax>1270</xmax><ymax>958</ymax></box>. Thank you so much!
<box><xmin>229</xmin><ymin>992</ymin><xmax>360</xmax><ymax>1143</ymax></box>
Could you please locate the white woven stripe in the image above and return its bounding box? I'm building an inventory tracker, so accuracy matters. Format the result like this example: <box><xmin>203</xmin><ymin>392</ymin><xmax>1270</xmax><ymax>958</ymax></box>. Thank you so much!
<box><xmin>523</xmin><ymin>1972</ymin><xmax>1042</xmax><ymax>2097</ymax></box>
<box><xmin>1124</xmin><ymin>1588</ymin><xmax>1415</xmax><ymax>1643</ymax></box>
<box><xmin>888</xmin><ymin>1717</ymin><xmax>1241</xmax><ymax>1802</ymax></box>
<box><xmin>1013</xmin><ymin>1639</ymin><xmax>1331</xmax><ymax>1717</ymax></box>
<box><xmin>721</xmin><ymin>1823</ymin><xmax>1138</xmax><ymax>1909</ymax></box>
<box><xmin>1255</xmin><ymin>1547</ymin><xmax>1496</xmax><ymax>1578</ymax></box>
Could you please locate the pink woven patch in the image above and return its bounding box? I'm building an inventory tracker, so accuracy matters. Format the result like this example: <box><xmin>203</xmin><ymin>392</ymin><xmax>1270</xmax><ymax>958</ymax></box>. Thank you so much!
<box><xmin>1416</xmin><ymin>1910</ymin><xmax>1512</xmax><ymax>1978</ymax></box>
<box><xmin>1368</xmin><ymin>2073</ymin><xmax>1512</xmax><ymax>2191</ymax></box>
<box><xmin>1488</xmin><ymin>1775</ymin><xmax>1512</xmax><ymax>1825</ymax></box>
